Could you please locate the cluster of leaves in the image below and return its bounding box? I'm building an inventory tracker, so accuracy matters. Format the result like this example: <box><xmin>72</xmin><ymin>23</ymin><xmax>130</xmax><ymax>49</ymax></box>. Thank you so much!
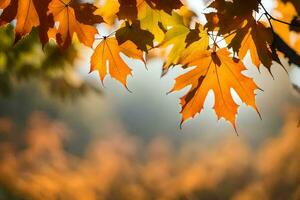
<box><xmin>0</xmin><ymin>0</ymin><xmax>299</xmax><ymax>128</ymax></box>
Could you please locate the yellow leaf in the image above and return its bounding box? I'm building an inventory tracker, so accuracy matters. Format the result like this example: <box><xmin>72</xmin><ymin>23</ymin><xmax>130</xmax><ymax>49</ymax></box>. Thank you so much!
<box><xmin>137</xmin><ymin>1</ymin><xmax>182</xmax><ymax>43</ymax></box>
<box><xmin>162</xmin><ymin>24</ymin><xmax>209</xmax><ymax>69</ymax></box>
<box><xmin>179</xmin><ymin>28</ymin><xmax>209</xmax><ymax>60</ymax></box>
<box><xmin>162</xmin><ymin>25</ymin><xmax>190</xmax><ymax>68</ymax></box>
<box><xmin>94</xmin><ymin>0</ymin><xmax>119</xmax><ymax>25</ymax></box>
<box><xmin>138</xmin><ymin>2</ymin><xmax>165</xmax><ymax>43</ymax></box>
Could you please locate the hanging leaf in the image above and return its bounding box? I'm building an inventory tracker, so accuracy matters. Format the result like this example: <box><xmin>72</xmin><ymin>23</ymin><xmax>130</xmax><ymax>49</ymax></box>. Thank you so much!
<box><xmin>145</xmin><ymin>0</ymin><xmax>183</xmax><ymax>14</ymax></box>
<box><xmin>0</xmin><ymin>0</ymin><xmax>54</xmax><ymax>44</ymax></box>
<box><xmin>161</xmin><ymin>23</ymin><xmax>209</xmax><ymax>70</ymax></box>
<box><xmin>48</xmin><ymin>0</ymin><xmax>103</xmax><ymax>49</ymax></box>
<box><xmin>116</xmin><ymin>20</ymin><xmax>154</xmax><ymax>52</ymax></box>
<box><xmin>90</xmin><ymin>37</ymin><xmax>144</xmax><ymax>88</ymax></box>
<box><xmin>227</xmin><ymin>19</ymin><xmax>282</xmax><ymax>71</ymax></box>
<box><xmin>172</xmin><ymin>48</ymin><xmax>259</xmax><ymax>128</ymax></box>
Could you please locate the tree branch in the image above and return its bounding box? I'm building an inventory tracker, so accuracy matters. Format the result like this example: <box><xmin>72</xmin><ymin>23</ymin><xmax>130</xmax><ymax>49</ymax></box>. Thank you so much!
<box><xmin>257</xmin><ymin>1</ymin><xmax>300</xmax><ymax>68</ymax></box>
<box><xmin>273</xmin><ymin>32</ymin><xmax>300</xmax><ymax>68</ymax></box>
<box><xmin>258</xmin><ymin>1</ymin><xmax>300</xmax><ymax>28</ymax></box>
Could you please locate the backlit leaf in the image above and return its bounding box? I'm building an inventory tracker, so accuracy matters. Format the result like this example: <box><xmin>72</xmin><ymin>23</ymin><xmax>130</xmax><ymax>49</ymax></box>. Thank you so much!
<box><xmin>90</xmin><ymin>37</ymin><xmax>144</xmax><ymax>88</ymax></box>
<box><xmin>116</xmin><ymin>20</ymin><xmax>154</xmax><ymax>52</ymax></box>
<box><xmin>172</xmin><ymin>48</ymin><xmax>259</xmax><ymax>128</ymax></box>
<box><xmin>227</xmin><ymin>19</ymin><xmax>281</xmax><ymax>71</ymax></box>
<box><xmin>48</xmin><ymin>0</ymin><xmax>102</xmax><ymax>49</ymax></box>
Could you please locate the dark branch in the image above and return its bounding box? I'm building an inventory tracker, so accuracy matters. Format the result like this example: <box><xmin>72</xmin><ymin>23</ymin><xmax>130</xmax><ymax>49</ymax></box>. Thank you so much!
<box><xmin>258</xmin><ymin>1</ymin><xmax>300</xmax><ymax>28</ymax></box>
<box><xmin>273</xmin><ymin>33</ymin><xmax>300</xmax><ymax>67</ymax></box>
<box><xmin>257</xmin><ymin>1</ymin><xmax>300</xmax><ymax>68</ymax></box>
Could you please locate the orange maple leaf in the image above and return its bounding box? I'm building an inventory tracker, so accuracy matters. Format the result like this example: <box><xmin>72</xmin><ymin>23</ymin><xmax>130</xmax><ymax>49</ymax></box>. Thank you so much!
<box><xmin>227</xmin><ymin>18</ymin><xmax>281</xmax><ymax>71</ymax></box>
<box><xmin>48</xmin><ymin>0</ymin><xmax>102</xmax><ymax>49</ymax></box>
<box><xmin>171</xmin><ymin>48</ymin><xmax>260</xmax><ymax>129</ymax></box>
<box><xmin>90</xmin><ymin>37</ymin><xmax>144</xmax><ymax>88</ymax></box>
<box><xmin>0</xmin><ymin>0</ymin><xmax>54</xmax><ymax>43</ymax></box>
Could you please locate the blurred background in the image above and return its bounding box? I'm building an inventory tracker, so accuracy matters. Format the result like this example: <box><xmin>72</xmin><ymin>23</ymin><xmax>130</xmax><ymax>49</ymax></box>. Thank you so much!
<box><xmin>0</xmin><ymin>0</ymin><xmax>300</xmax><ymax>199</ymax></box>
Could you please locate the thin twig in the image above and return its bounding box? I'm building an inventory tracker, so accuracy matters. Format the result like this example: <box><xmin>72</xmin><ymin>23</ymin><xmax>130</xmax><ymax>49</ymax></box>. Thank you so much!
<box><xmin>258</xmin><ymin>1</ymin><xmax>300</xmax><ymax>28</ymax></box>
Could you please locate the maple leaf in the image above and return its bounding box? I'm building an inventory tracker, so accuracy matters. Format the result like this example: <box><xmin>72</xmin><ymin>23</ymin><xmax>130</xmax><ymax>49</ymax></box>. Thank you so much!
<box><xmin>94</xmin><ymin>0</ymin><xmax>184</xmax><ymax>43</ymax></box>
<box><xmin>95</xmin><ymin>0</ymin><xmax>183</xmax><ymax>24</ymax></box>
<box><xmin>48</xmin><ymin>0</ymin><xmax>103</xmax><ymax>49</ymax></box>
<box><xmin>33</xmin><ymin>0</ymin><xmax>55</xmax><ymax>45</ymax></box>
<box><xmin>118</xmin><ymin>0</ymin><xmax>184</xmax><ymax>19</ymax></box>
<box><xmin>94</xmin><ymin>0</ymin><xmax>136</xmax><ymax>23</ymax></box>
<box><xmin>137</xmin><ymin>2</ymin><xmax>168</xmax><ymax>43</ymax></box>
<box><xmin>180</xmin><ymin>29</ymin><xmax>210</xmax><ymax>59</ymax></box>
<box><xmin>145</xmin><ymin>0</ymin><xmax>183</xmax><ymax>14</ymax></box>
<box><xmin>0</xmin><ymin>0</ymin><xmax>54</xmax><ymax>43</ymax></box>
<box><xmin>90</xmin><ymin>37</ymin><xmax>144</xmax><ymax>88</ymax></box>
<box><xmin>117</xmin><ymin>0</ymin><xmax>138</xmax><ymax>20</ymax></box>
<box><xmin>227</xmin><ymin>18</ymin><xmax>282</xmax><ymax>71</ymax></box>
<box><xmin>69</xmin><ymin>1</ymin><xmax>103</xmax><ymax>25</ymax></box>
<box><xmin>161</xmin><ymin>23</ymin><xmax>209</xmax><ymax>70</ymax></box>
<box><xmin>1</xmin><ymin>0</ymin><xmax>50</xmax><ymax>43</ymax></box>
<box><xmin>205</xmin><ymin>0</ymin><xmax>259</xmax><ymax>35</ymax></box>
<box><xmin>209</xmin><ymin>0</ymin><xmax>260</xmax><ymax>15</ymax></box>
<box><xmin>94</xmin><ymin>0</ymin><xmax>119</xmax><ymax>25</ymax></box>
<box><xmin>161</xmin><ymin>24</ymin><xmax>190</xmax><ymax>68</ymax></box>
<box><xmin>138</xmin><ymin>2</ymin><xmax>186</xmax><ymax>43</ymax></box>
<box><xmin>171</xmin><ymin>48</ymin><xmax>259</xmax><ymax>128</ymax></box>
<box><xmin>115</xmin><ymin>20</ymin><xmax>154</xmax><ymax>52</ymax></box>
<box><xmin>205</xmin><ymin>12</ymin><xmax>248</xmax><ymax>35</ymax></box>
<box><xmin>174</xmin><ymin>6</ymin><xmax>197</xmax><ymax>27</ymax></box>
